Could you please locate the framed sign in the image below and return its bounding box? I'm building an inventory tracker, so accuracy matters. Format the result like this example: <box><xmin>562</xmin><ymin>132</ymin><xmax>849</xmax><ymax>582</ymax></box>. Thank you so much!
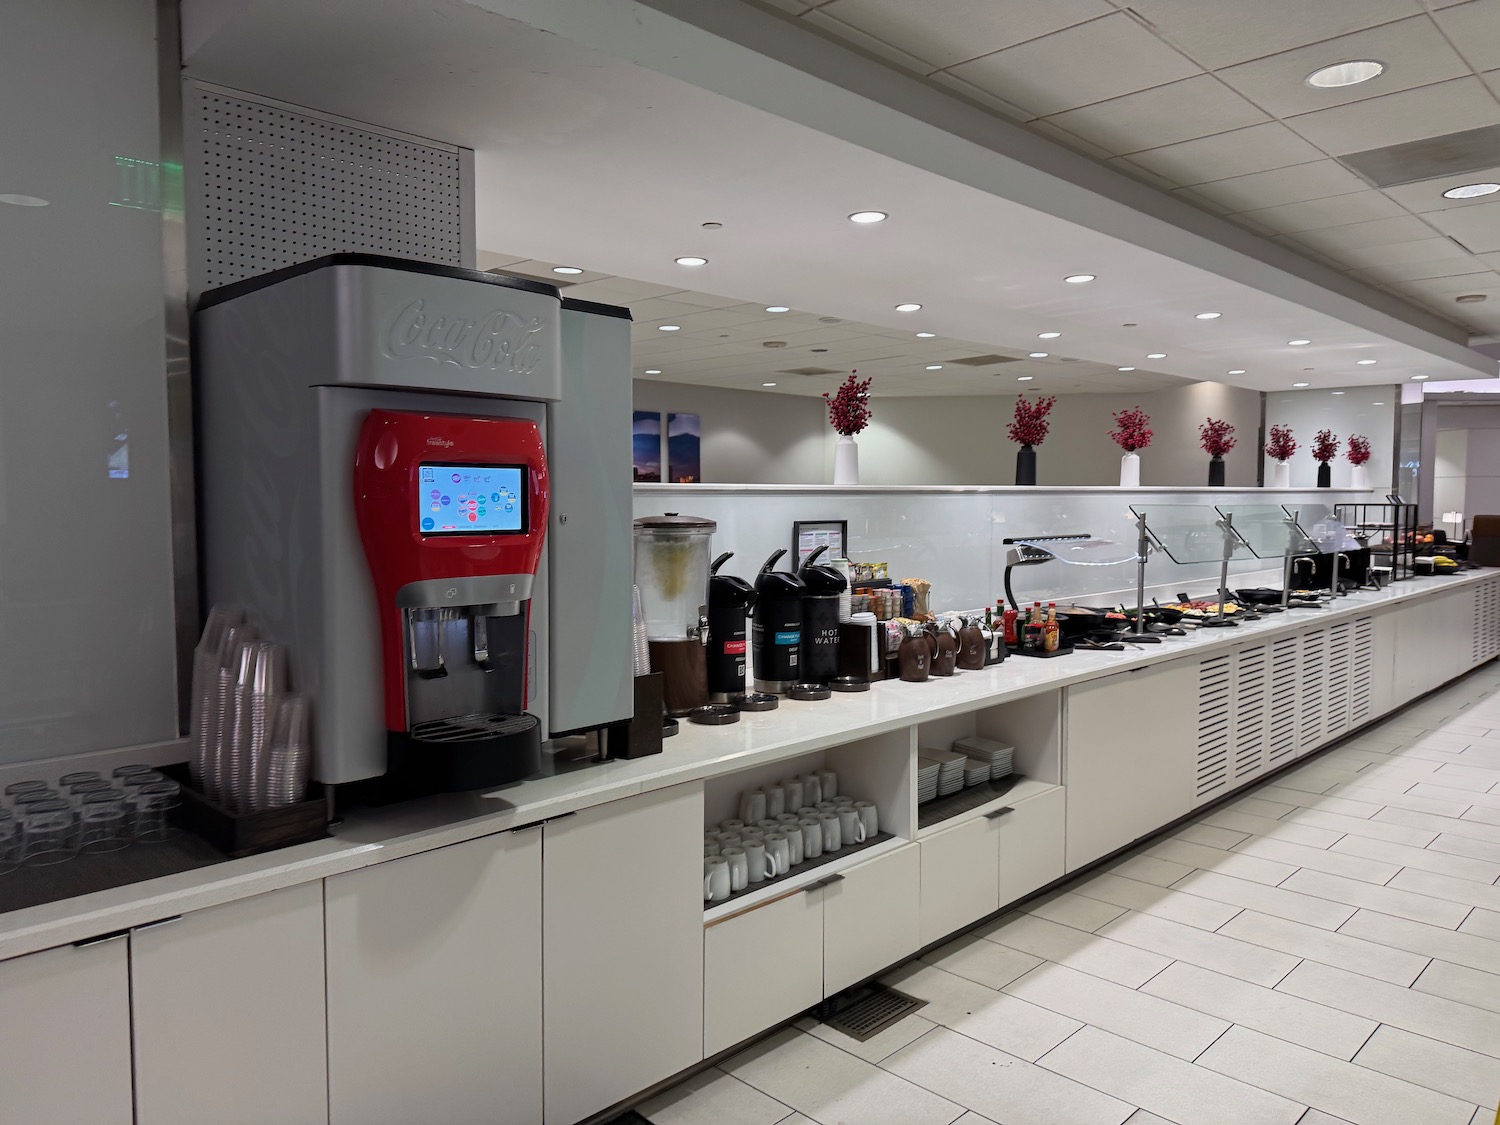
<box><xmin>793</xmin><ymin>519</ymin><xmax>847</xmax><ymax>568</ymax></box>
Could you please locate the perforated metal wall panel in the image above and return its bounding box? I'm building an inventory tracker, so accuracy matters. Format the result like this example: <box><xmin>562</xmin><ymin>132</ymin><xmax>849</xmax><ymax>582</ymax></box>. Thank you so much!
<box><xmin>185</xmin><ymin>85</ymin><xmax>468</xmax><ymax>289</ymax></box>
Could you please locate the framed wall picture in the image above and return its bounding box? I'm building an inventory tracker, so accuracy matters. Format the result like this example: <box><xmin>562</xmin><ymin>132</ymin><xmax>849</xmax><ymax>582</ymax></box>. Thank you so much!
<box><xmin>667</xmin><ymin>412</ymin><xmax>701</xmax><ymax>483</ymax></box>
<box><xmin>632</xmin><ymin>411</ymin><xmax>662</xmax><ymax>482</ymax></box>
<box><xmin>792</xmin><ymin>520</ymin><xmax>847</xmax><ymax>568</ymax></box>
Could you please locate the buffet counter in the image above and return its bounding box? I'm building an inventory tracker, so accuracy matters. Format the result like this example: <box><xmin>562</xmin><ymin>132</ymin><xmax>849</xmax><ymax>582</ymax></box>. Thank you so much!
<box><xmin>4</xmin><ymin>568</ymin><xmax>1497</xmax><ymax>1125</ymax></box>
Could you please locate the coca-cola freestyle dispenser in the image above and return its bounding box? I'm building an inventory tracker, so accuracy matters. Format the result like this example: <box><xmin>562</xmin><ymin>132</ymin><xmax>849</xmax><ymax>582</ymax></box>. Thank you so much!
<box><xmin>194</xmin><ymin>255</ymin><xmax>632</xmax><ymax>794</ymax></box>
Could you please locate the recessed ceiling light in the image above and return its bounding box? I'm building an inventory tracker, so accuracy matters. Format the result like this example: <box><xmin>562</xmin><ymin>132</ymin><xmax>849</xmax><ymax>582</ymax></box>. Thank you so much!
<box><xmin>1293</xmin><ymin>382</ymin><xmax>1310</xmax><ymax>388</ymax></box>
<box><xmin>551</xmin><ymin>266</ymin><xmax>583</xmax><ymax>275</ymax></box>
<box><xmin>925</xmin><ymin>365</ymin><xmax>944</xmax><ymax>370</ymax></box>
<box><xmin>1442</xmin><ymin>183</ymin><xmax>1500</xmax><ymax>200</ymax></box>
<box><xmin>1356</xmin><ymin>358</ymin><xmax>1378</xmax><ymax>365</ymax></box>
<box><xmin>762</xmin><ymin>382</ymin><xmax>777</xmax><ymax>387</ymax></box>
<box><xmin>644</xmin><ymin>369</ymin><xmax>661</xmax><ymax>374</ymax></box>
<box><xmin>1064</xmin><ymin>274</ymin><xmax>1095</xmax><ymax>284</ymax></box>
<box><xmin>1332</xmin><ymin>391</ymin><xmax>1346</xmax><ymax>395</ymax></box>
<box><xmin>1305</xmin><ymin>60</ymin><xmax>1384</xmax><ymax>88</ymax></box>
<box><xmin>1413</xmin><ymin>375</ymin><xmax>1430</xmax><ymax>380</ymax></box>
<box><xmin>915</xmin><ymin>331</ymin><xmax>936</xmax><ymax>338</ymax></box>
<box><xmin>1228</xmin><ymin>369</ymin><xmax>1247</xmax><ymax>375</ymax></box>
<box><xmin>765</xmin><ymin>306</ymin><xmax>790</xmax><ymax>313</ymax></box>
<box><xmin>1117</xmin><ymin>366</ymin><xmax>1136</xmax><ymax>372</ymax></box>
<box><xmin>1017</xmin><ymin>376</ymin><xmax>1034</xmax><ymax>381</ymax></box>
<box><xmin>1146</xmin><ymin>352</ymin><xmax>1167</xmax><ymax>359</ymax></box>
<box><xmin>895</xmin><ymin>303</ymin><xmax>922</xmax><ymax>312</ymax></box>
<box><xmin>1373</xmin><ymin>401</ymin><xmax>1385</xmax><ymax>405</ymax></box>
<box><xmin>0</xmin><ymin>193</ymin><xmax>48</xmax><ymax>207</ymax></box>
<box><xmin>1288</xmin><ymin>339</ymin><xmax>1311</xmax><ymax>346</ymax></box>
<box><xmin>1029</xmin><ymin>352</ymin><xmax>1049</xmax><ymax>359</ymax></box>
<box><xmin>848</xmin><ymin>211</ymin><xmax>888</xmax><ymax>223</ymax></box>
<box><xmin>1195</xmin><ymin>312</ymin><xmax>1222</xmax><ymax>320</ymax></box>
<box><xmin>675</xmin><ymin>256</ymin><xmax>707</xmax><ymax>267</ymax></box>
<box><xmin>1038</xmin><ymin>331</ymin><xmax>1061</xmax><ymax>339</ymax></box>
<box><xmin>658</xmin><ymin>325</ymin><xmax>681</xmax><ymax>332</ymax></box>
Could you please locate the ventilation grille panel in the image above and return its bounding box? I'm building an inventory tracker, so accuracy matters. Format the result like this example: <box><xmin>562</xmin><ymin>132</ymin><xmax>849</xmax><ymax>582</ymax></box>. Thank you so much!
<box><xmin>949</xmin><ymin>354</ymin><xmax>1020</xmax><ymax>366</ymax></box>
<box><xmin>1350</xmin><ymin>617</ymin><xmax>1375</xmax><ymax>728</ymax></box>
<box><xmin>186</xmin><ymin>86</ymin><xmax>464</xmax><ymax>289</ymax></box>
<box><xmin>1269</xmin><ymin>636</ymin><xmax>1300</xmax><ymax>764</ymax></box>
<box><xmin>1325</xmin><ymin>622</ymin><xmax>1352</xmax><ymax>740</ymax></box>
<box><xmin>1196</xmin><ymin>655</ymin><xmax>1232</xmax><ymax>802</ymax></box>
<box><xmin>1340</xmin><ymin>124</ymin><xmax>1500</xmax><ymax>189</ymax></box>
<box><xmin>1299</xmin><ymin>629</ymin><xmax>1327</xmax><ymax>751</ymax></box>
<box><xmin>1235</xmin><ymin>645</ymin><xmax>1268</xmax><ymax>780</ymax></box>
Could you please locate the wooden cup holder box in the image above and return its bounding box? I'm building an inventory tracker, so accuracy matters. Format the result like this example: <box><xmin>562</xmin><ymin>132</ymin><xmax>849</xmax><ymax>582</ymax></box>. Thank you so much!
<box><xmin>161</xmin><ymin>764</ymin><xmax>332</xmax><ymax>859</ymax></box>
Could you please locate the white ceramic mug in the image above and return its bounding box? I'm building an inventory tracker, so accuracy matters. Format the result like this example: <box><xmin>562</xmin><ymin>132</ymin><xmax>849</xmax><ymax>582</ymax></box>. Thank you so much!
<box><xmin>818</xmin><ymin>812</ymin><xmax>842</xmax><ymax>853</ymax></box>
<box><xmin>720</xmin><ymin>819</ymin><xmax>746</xmax><ymax>835</ymax></box>
<box><xmin>718</xmin><ymin>833</ymin><xmax>742</xmax><ymax>850</ymax></box>
<box><xmin>766</xmin><ymin>784</ymin><xmax>786</xmax><ymax>819</ymax></box>
<box><xmin>704</xmin><ymin>842</ymin><xmax>720</xmax><ymax>857</ymax></box>
<box><xmin>765</xmin><ymin>832</ymin><xmax>791</xmax><ymax>878</ymax></box>
<box><xmin>739</xmin><ymin>790</ymin><xmax>767</xmax><ymax>825</ymax></box>
<box><xmin>796</xmin><ymin>806</ymin><xmax>819</xmax><ymax>818</ymax></box>
<box><xmin>802</xmin><ymin>775</ymin><xmax>823</xmax><ymax>805</ymax></box>
<box><xmin>855</xmin><ymin>800</ymin><xmax>879</xmax><ymax>840</ymax></box>
<box><xmin>722</xmin><ymin>847</ymin><xmax>749</xmax><ymax>892</ymax></box>
<box><xmin>756</xmin><ymin>819</ymin><xmax>781</xmax><ymax>833</ymax></box>
<box><xmin>783</xmin><ymin>779</ymin><xmax>804</xmax><ymax>809</ymax></box>
<box><xmin>744</xmin><ymin>839</ymin><xmax>773</xmax><ymax>883</ymax></box>
<box><xmin>785</xmin><ymin>824</ymin><xmax>804</xmax><ymax>866</ymax></box>
<box><xmin>799</xmin><ymin>818</ymin><xmax>822</xmax><ymax>859</ymax></box>
<box><xmin>837</xmin><ymin>806</ymin><xmax>866</xmax><ymax>846</ymax></box>
<box><xmin>818</xmin><ymin>769</ymin><xmax>838</xmax><ymax>799</ymax></box>
<box><xmin>704</xmin><ymin>856</ymin><xmax>731</xmax><ymax>902</ymax></box>
<box><xmin>833</xmin><ymin>796</ymin><xmax>854</xmax><ymax>807</ymax></box>
<box><xmin>775</xmin><ymin>812</ymin><xmax>801</xmax><ymax>827</ymax></box>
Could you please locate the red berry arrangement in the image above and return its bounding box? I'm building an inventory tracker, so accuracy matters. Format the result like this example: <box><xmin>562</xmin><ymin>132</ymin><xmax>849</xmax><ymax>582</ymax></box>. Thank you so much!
<box><xmin>1264</xmin><ymin>424</ymin><xmax>1298</xmax><ymax>462</ymax></box>
<box><xmin>1312</xmin><ymin>429</ymin><xmax>1340</xmax><ymax>464</ymax></box>
<box><xmin>1109</xmin><ymin>407</ymin><xmax>1153</xmax><ymax>453</ymax></box>
<box><xmin>1008</xmin><ymin>394</ymin><xmax>1058</xmax><ymax>447</ymax></box>
<box><xmin>1347</xmin><ymin>434</ymin><xmax>1371</xmax><ymax>466</ymax></box>
<box><xmin>1199</xmin><ymin>417</ymin><xmax>1236</xmax><ymax>458</ymax></box>
<box><xmin>823</xmin><ymin>370</ymin><xmax>872</xmax><ymax>436</ymax></box>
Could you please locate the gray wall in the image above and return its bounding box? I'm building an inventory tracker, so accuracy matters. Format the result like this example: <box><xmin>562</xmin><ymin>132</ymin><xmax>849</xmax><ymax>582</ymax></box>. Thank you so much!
<box><xmin>636</xmin><ymin>381</ymin><xmax>1263</xmax><ymax>487</ymax></box>
<box><xmin>0</xmin><ymin>0</ymin><xmax>178</xmax><ymax>763</ymax></box>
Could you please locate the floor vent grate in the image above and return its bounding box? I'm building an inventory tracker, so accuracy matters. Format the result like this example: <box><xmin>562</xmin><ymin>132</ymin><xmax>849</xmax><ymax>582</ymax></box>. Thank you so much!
<box><xmin>819</xmin><ymin>983</ymin><xmax>927</xmax><ymax>1042</ymax></box>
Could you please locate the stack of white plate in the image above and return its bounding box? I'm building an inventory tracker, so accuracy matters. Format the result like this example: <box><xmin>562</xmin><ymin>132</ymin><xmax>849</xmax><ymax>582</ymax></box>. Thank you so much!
<box><xmin>928</xmin><ymin>749</ymin><xmax>968</xmax><ymax>797</ymax></box>
<box><xmin>963</xmin><ymin>758</ymin><xmax>990</xmax><ymax>788</ymax></box>
<box><xmin>955</xmin><ymin>736</ymin><xmax>1015</xmax><ymax>781</ymax></box>
<box><xmin>916</xmin><ymin>756</ymin><xmax>940</xmax><ymax>804</ymax></box>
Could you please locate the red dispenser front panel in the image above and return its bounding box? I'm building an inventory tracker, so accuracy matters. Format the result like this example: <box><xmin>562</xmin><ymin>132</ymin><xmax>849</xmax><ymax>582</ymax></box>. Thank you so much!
<box><xmin>352</xmin><ymin>409</ymin><xmax>549</xmax><ymax>733</ymax></box>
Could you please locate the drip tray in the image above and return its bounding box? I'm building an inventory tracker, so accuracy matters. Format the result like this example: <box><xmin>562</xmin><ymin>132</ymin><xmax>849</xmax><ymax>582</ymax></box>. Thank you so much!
<box><xmin>820</xmin><ymin>983</ymin><xmax>927</xmax><ymax>1042</ymax></box>
<box><xmin>410</xmin><ymin>713</ymin><xmax>538</xmax><ymax>742</ymax></box>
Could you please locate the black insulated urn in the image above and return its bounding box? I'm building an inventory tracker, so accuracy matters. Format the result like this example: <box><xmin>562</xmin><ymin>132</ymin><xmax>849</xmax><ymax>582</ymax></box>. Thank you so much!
<box><xmin>752</xmin><ymin>549</ymin><xmax>806</xmax><ymax>695</ymax></box>
<box><xmin>706</xmin><ymin>552</ymin><xmax>756</xmax><ymax>702</ymax></box>
<box><xmin>799</xmin><ymin>545</ymin><xmax>847</xmax><ymax>684</ymax></box>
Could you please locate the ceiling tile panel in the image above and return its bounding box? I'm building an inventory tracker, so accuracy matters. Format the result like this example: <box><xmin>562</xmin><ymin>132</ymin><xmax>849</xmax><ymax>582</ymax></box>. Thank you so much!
<box><xmin>1284</xmin><ymin>77</ymin><xmax>1500</xmax><ymax>154</ymax></box>
<box><xmin>799</xmin><ymin>10</ymin><xmax>933</xmax><ymax>73</ymax></box>
<box><xmin>1041</xmin><ymin>74</ymin><xmax>1269</xmax><ymax>152</ymax></box>
<box><xmin>923</xmin><ymin>71</ymin><xmax>1035</xmax><ymax>121</ymax></box>
<box><xmin>1021</xmin><ymin>119</ymin><xmax>1120</xmax><ymax>160</ymax></box>
<box><xmin>1397</xmin><ymin>270</ymin><xmax>1500</xmax><ymax>300</ymax></box>
<box><xmin>1124</xmin><ymin>121</ymin><xmax>1326</xmax><ymax>181</ymax></box>
<box><xmin>1233</xmin><ymin>189</ymin><xmax>1409</xmax><ymax>231</ymax></box>
<box><xmin>1289</xmin><ymin>215</ymin><xmax>1443</xmax><ymax>253</ymax></box>
<box><xmin>1354</xmin><ymin>256</ymin><xmax>1493</xmax><ymax>282</ymax></box>
<box><xmin>1188</xmin><ymin>159</ymin><xmax>1373</xmax><ymax>210</ymax></box>
<box><xmin>946</xmin><ymin>12</ymin><xmax>1200</xmax><ymax>117</ymax></box>
<box><xmin>1123</xmin><ymin>0</ymin><xmax>1424</xmax><ymax>70</ymax></box>
<box><xmin>1215</xmin><ymin>17</ymin><xmax>1468</xmax><ymax>118</ymax></box>
<box><xmin>1423</xmin><ymin>199</ymin><xmax>1500</xmax><ymax>252</ymax></box>
<box><xmin>562</xmin><ymin>278</ymin><xmax>683</xmax><ymax>302</ymax></box>
<box><xmin>1381</xmin><ymin>164</ymin><xmax>1500</xmax><ymax>212</ymax></box>
<box><xmin>816</xmin><ymin>0</ymin><xmax>1113</xmax><ymax>70</ymax></box>
<box><xmin>1331</xmin><ymin>235</ymin><xmax>1474</xmax><ymax>267</ymax></box>
<box><xmin>1105</xmin><ymin>157</ymin><xmax>1185</xmax><ymax>192</ymax></box>
<box><xmin>1431</xmin><ymin>0</ymin><xmax>1500</xmax><ymax>71</ymax></box>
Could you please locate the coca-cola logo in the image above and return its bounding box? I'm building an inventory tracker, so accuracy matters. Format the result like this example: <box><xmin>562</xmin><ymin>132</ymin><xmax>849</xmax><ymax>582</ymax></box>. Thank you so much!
<box><xmin>382</xmin><ymin>298</ymin><xmax>545</xmax><ymax>374</ymax></box>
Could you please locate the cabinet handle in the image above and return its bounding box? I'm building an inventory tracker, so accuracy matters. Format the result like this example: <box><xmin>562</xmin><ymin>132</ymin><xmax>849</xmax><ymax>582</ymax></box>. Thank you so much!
<box><xmin>818</xmin><ymin>873</ymin><xmax>845</xmax><ymax>887</ymax></box>
<box><xmin>72</xmin><ymin>929</ymin><xmax>130</xmax><ymax>948</ymax></box>
<box><xmin>984</xmin><ymin>807</ymin><xmax>1016</xmax><ymax>820</ymax></box>
<box><xmin>510</xmin><ymin>820</ymin><xmax>545</xmax><ymax>833</ymax></box>
<box><xmin>133</xmin><ymin>915</ymin><xmax>182</xmax><ymax>932</ymax></box>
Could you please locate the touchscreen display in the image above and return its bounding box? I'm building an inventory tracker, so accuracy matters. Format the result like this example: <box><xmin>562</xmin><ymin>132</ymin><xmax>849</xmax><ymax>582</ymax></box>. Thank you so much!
<box><xmin>418</xmin><ymin>463</ymin><xmax>526</xmax><ymax>535</ymax></box>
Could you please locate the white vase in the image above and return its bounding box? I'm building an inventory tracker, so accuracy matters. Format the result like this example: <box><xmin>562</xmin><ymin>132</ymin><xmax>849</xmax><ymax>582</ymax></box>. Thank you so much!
<box><xmin>1272</xmin><ymin>460</ymin><xmax>1291</xmax><ymax>488</ymax></box>
<box><xmin>1351</xmin><ymin>464</ymin><xmax>1369</xmax><ymax>489</ymax></box>
<box><xmin>833</xmin><ymin>434</ymin><xmax>860</xmax><ymax>485</ymax></box>
<box><xmin>1119</xmin><ymin>452</ymin><xmax>1140</xmax><ymax>488</ymax></box>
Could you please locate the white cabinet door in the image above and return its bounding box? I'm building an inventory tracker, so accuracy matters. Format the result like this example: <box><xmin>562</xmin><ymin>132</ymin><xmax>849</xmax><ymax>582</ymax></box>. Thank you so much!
<box><xmin>544</xmin><ymin>782</ymin><xmax>705</xmax><ymax>1125</ymax></box>
<box><xmin>326</xmin><ymin>829</ymin><xmax>542</xmax><ymax>1125</ymax></box>
<box><xmin>918</xmin><ymin>817</ymin><xmax>1001</xmax><ymax>947</ymax></box>
<box><xmin>997</xmin><ymin>787</ymin><xmax>1065</xmax><ymax>908</ymax></box>
<box><xmin>132</xmin><ymin>883</ymin><xmax>327</xmax><ymax>1125</ymax></box>
<box><xmin>1065</xmin><ymin>659</ymin><xmax>1197</xmax><ymax>871</ymax></box>
<box><xmin>0</xmin><ymin>937</ymin><xmax>132</xmax><ymax>1125</ymax></box>
<box><xmin>824</xmin><ymin>841</ymin><xmax>921</xmax><ymax>995</ymax></box>
<box><xmin>704</xmin><ymin>886</ymin><xmax>824</xmax><ymax>1057</ymax></box>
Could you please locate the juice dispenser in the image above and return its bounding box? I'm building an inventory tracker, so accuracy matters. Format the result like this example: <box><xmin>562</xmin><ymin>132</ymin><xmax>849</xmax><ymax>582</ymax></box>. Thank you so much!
<box><xmin>634</xmin><ymin>514</ymin><xmax>715</xmax><ymax>715</ymax></box>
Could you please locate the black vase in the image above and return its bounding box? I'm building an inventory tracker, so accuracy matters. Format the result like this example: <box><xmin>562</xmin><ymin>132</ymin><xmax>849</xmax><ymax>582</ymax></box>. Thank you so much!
<box><xmin>1207</xmin><ymin>456</ymin><xmax>1225</xmax><ymax>487</ymax></box>
<box><xmin>1016</xmin><ymin>444</ymin><xmax>1037</xmax><ymax>486</ymax></box>
<box><xmin>1317</xmin><ymin>461</ymin><xmax>1332</xmax><ymax>488</ymax></box>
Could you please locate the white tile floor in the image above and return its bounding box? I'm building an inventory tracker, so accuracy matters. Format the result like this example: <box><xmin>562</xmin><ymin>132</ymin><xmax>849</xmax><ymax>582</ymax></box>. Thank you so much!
<box><xmin>636</xmin><ymin>665</ymin><xmax>1500</xmax><ymax>1125</ymax></box>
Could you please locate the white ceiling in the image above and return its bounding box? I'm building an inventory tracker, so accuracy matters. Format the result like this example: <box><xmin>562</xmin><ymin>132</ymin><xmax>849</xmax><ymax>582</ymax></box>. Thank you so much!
<box><xmin>767</xmin><ymin>0</ymin><xmax>1500</xmax><ymax>338</ymax></box>
<box><xmin>181</xmin><ymin>0</ymin><xmax>1498</xmax><ymax>394</ymax></box>
<box><xmin>485</xmin><ymin>254</ymin><xmax>1193</xmax><ymax>395</ymax></box>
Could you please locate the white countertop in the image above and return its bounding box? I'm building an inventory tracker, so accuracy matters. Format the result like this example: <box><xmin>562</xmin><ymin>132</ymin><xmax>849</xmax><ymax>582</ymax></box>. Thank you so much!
<box><xmin>0</xmin><ymin>569</ymin><xmax>1486</xmax><ymax>961</ymax></box>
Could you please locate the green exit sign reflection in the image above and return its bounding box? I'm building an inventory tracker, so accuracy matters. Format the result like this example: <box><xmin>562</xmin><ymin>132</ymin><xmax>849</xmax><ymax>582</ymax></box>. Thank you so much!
<box><xmin>109</xmin><ymin>156</ymin><xmax>181</xmax><ymax>213</ymax></box>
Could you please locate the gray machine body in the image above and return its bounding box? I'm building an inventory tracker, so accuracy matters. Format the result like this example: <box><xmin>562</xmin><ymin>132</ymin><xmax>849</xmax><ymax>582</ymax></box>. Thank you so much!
<box><xmin>194</xmin><ymin>257</ymin><xmax>632</xmax><ymax>785</ymax></box>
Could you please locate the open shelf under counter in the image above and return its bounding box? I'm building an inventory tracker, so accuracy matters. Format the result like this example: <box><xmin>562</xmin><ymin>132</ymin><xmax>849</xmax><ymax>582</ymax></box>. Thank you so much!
<box><xmin>917</xmin><ymin>776</ymin><xmax>1060</xmax><ymax>836</ymax></box>
<box><xmin>703</xmin><ymin>834</ymin><xmax>906</xmax><ymax>923</ymax></box>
